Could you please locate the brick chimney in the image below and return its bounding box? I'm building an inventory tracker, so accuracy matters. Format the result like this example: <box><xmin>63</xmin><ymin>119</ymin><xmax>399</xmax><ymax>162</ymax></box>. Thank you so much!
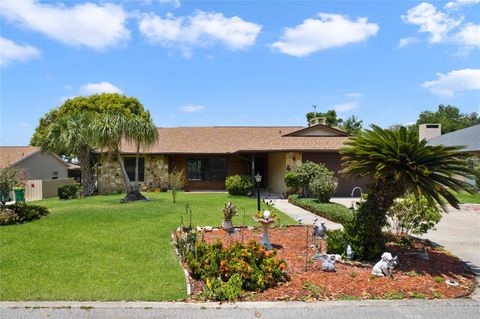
<box><xmin>419</xmin><ymin>124</ymin><xmax>441</xmax><ymax>141</ymax></box>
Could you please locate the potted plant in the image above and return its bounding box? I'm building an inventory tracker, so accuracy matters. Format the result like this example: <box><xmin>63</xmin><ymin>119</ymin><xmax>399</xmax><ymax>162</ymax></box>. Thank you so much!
<box><xmin>222</xmin><ymin>202</ymin><xmax>238</xmax><ymax>231</ymax></box>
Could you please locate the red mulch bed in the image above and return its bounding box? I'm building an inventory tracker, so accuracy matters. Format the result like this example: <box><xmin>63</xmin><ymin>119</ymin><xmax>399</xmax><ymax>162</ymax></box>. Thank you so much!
<box><xmin>185</xmin><ymin>226</ymin><xmax>475</xmax><ymax>301</ymax></box>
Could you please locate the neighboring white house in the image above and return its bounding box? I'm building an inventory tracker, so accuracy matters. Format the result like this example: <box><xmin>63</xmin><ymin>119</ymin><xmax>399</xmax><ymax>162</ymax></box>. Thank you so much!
<box><xmin>0</xmin><ymin>146</ymin><xmax>69</xmax><ymax>180</ymax></box>
<box><xmin>0</xmin><ymin>146</ymin><xmax>77</xmax><ymax>200</ymax></box>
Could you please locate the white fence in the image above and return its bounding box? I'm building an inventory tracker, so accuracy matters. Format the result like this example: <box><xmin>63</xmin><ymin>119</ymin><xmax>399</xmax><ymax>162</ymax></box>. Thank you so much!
<box><xmin>24</xmin><ymin>178</ymin><xmax>75</xmax><ymax>201</ymax></box>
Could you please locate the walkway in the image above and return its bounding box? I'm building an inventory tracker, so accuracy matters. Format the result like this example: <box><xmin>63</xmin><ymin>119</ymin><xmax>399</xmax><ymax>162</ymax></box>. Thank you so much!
<box><xmin>272</xmin><ymin>199</ymin><xmax>342</xmax><ymax>230</ymax></box>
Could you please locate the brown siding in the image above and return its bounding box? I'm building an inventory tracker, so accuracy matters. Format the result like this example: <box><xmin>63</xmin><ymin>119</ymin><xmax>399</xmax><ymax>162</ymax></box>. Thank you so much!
<box><xmin>302</xmin><ymin>152</ymin><xmax>370</xmax><ymax>197</ymax></box>
<box><xmin>171</xmin><ymin>154</ymin><xmax>250</xmax><ymax>191</ymax></box>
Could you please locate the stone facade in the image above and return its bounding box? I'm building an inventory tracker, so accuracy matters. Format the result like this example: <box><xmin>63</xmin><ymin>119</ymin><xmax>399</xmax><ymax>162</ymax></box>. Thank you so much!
<box><xmin>286</xmin><ymin>151</ymin><xmax>302</xmax><ymax>171</ymax></box>
<box><xmin>97</xmin><ymin>155</ymin><xmax>169</xmax><ymax>194</ymax></box>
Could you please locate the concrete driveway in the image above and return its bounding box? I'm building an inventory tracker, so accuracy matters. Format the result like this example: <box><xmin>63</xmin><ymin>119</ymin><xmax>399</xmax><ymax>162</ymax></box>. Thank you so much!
<box><xmin>422</xmin><ymin>205</ymin><xmax>480</xmax><ymax>275</ymax></box>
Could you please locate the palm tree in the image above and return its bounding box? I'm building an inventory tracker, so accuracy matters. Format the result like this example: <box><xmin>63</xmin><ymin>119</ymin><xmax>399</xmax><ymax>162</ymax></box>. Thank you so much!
<box><xmin>125</xmin><ymin>113</ymin><xmax>158</xmax><ymax>192</ymax></box>
<box><xmin>93</xmin><ymin>112</ymin><xmax>158</xmax><ymax>202</ymax></box>
<box><xmin>41</xmin><ymin>112</ymin><xmax>96</xmax><ymax>196</ymax></box>
<box><xmin>340</xmin><ymin>125</ymin><xmax>475</xmax><ymax>260</ymax></box>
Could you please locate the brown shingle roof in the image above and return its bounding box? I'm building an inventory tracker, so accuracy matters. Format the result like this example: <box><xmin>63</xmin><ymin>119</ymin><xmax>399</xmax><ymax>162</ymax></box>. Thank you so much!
<box><xmin>118</xmin><ymin>126</ymin><xmax>349</xmax><ymax>154</ymax></box>
<box><xmin>0</xmin><ymin>146</ymin><xmax>41</xmax><ymax>169</ymax></box>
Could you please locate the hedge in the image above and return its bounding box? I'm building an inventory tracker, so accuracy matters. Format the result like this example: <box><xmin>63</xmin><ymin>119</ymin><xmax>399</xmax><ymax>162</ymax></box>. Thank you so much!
<box><xmin>288</xmin><ymin>195</ymin><xmax>353</xmax><ymax>225</ymax></box>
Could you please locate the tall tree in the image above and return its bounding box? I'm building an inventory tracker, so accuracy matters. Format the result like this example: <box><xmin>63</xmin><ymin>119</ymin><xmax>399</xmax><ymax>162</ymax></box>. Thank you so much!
<box><xmin>340</xmin><ymin>115</ymin><xmax>363</xmax><ymax>135</ymax></box>
<box><xmin>306</xmin><ymin>110</ymin><xmax>343</xmax><ymax>127</ymax></box>
<box><xmin>416</xmin><ymin>104</ymin><xmax>480</xmax><ymax>134</ymax></box>
<box><xmin>93</xmin><ymin>111</ymin><xmax>158</xmax><ymax>202</ymax></box>
<box><xmin>340</xmin><ymin>125</ymin><xmax>475</xmax><ymax>260</ymax></box>
<box><xmin>31</xmin><ymin>93</ymin><xmax>156</xmax><ymax>199</ymax></box>
<box><xmin>40</xmin><ymin>112</ymin><xmax>96</xmax><ymax>196</ymax></box>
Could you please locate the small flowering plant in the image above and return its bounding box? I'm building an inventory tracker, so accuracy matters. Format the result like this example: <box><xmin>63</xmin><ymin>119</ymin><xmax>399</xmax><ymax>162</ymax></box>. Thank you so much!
<box><xmin>186</xmin><ymin>240</ymin><xmax>288</xmax><ymax>294</ymax></box>
<box><xmin>222</xmin><ymin>202</ymin><xmax>238</xmax><ymax>222</ymax></box>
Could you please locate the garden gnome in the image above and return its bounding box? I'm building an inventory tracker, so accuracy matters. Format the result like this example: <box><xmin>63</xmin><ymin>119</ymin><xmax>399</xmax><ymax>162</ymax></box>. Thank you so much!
<box><xmin>372</xmin><ymin>252</ymin><xmax>399</xmax><ymax>277</ymax></box>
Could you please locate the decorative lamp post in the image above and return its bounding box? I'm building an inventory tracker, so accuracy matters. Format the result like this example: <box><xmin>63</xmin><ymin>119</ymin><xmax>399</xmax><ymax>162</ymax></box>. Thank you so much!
<box><xmin>255</xmin><ymin>173</ymin><xmax>262</xmax><ymax>212</ymax></box>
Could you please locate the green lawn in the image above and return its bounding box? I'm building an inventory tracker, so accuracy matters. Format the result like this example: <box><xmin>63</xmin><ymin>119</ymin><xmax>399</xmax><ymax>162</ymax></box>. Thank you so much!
<box><xmin>0</xmin><ymin>192</ymin><xmax>293</xmax><ymax>301</ymax></box>
<box><xmin>452</xmin><ymin>191</ymin><xmax>480</xmax><ymax>204</ymax></box>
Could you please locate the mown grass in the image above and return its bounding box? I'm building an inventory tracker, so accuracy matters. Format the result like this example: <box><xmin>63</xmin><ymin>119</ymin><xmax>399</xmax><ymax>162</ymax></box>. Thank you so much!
<box><xmin>450</xmin><ymin>191</ymin><xmax>480</xmax><ymax>204</ymax></box>
<box><xmin>0</xmin><ymin>192</ymin><xmax>293</xmax><ymax>301</ymax></box>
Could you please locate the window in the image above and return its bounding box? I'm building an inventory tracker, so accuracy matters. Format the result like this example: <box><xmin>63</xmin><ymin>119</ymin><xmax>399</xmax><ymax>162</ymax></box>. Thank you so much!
<box><xmin>52</xmin><ymin>171</ymin><xmax>58</xmax><ymax>180</ymax></box>
<box><xmin>187</xmin><ymin>157</ymin><xmax>226</xmax><ymax>181</ymax></box>
<box><xmin>124</xmin><ymin>157</ymin><xmax>145</xmax><ymax>182</ymax></box>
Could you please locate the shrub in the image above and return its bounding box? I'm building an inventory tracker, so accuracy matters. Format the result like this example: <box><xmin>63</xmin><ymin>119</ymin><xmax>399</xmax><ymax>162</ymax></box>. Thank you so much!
<box><xmin>58</xmin><ymin>184</ymin><xmax>81</xmax><ymax>200</ymax></box>
<box><xmin>225</xmin><ymin>175</ymin><xmax>254</xmax><ymax>196</ymax></box>
<box><xmin>186</xmin><ymin>240</ymin><xmax>288</xmax><ymax>296</ymax></box>
<box><xmin>168</xmin><ymin>168</ymin><xmax>186</xmax><ymax>203</ymax></box>
<box><xmin>0</xmin><ymin>203</ymin><xmax>50</xmax><ymax>225</ymax></box>
<box><xmin>285</xmin><ymin>161</ymin><xmax>336</xmax><ymax>201</ymax></box>
<box><xmin>0</xmin><ymin>167</ymin><xmax>25</xmax><ymax>206</ymax></box>
<box><xmin>474</xmin><ymin>165</ymin><xmax>480</xmax><ymax>190</ymax></box>
<box><xmin>308</xmin><ymin>173</ymin><xmax>338</xmax><ymax>203</ymax></box>
<box><xmin>387</xmin><ymin>193</ymin><xmax>442</xmax><ymax>236</ymax></box>
<box><xmin>284</xmin><ymin>171</ymin><xmax>302</xmax><ymax>193</ymax></box>
<box><xmin>202</xmin><ymin>274</ymin><xmax>243</xmax><ymax>302</ymax></box>
<box><xmin>288</xmin><ymin>195</ymin><xmax>353</xmax><ymax>225</ymax></box>
<box><xmin>325</xmin><ymin>229</ymin><xmax>349</xmax><ymax>255</ymax></box>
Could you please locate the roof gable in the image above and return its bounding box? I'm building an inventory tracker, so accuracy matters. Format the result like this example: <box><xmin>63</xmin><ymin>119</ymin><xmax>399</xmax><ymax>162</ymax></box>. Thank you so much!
<box><xmin>283</xmin><ymin>124</ymin><xmax>349</xmax><ymax>137</ymax></box>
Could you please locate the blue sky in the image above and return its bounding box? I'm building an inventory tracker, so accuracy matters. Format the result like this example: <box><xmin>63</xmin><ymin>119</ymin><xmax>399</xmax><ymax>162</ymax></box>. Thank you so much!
<box><xmin>1</xmin><ymin>0</ymin><xmax>479</xmax><ymax>146</ymax></box>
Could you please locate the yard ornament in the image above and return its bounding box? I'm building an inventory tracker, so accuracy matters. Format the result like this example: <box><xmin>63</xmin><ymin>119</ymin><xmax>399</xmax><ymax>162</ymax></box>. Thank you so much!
<box><xmin>371</xmin><ymin>252</ymin><xmax>399</xmax><ymax>277</ymax></box>
<box><xmin>322</xmin><ymin>255</ymin><xmax>336</xmax><ymax>272</ymax></box>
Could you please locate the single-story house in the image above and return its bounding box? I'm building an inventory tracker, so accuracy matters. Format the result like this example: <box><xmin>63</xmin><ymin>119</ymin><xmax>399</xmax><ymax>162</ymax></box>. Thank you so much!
<box><xmin>0</xmin><ymin>146</ymin><xmax>70</xmax><ymax>180</ymax></box>
<box><xmin>421</xmin><ymin>123</ymin><xmax>480</xmax><ymax>156</ymax></box>
<box><xmin>96</xmin><ymin>123</ymin><xmax>369</xmax><ymax>197</ymax></box>
<box><xmin>420</xmin><ymin>123</ymin><xmax>480</xmax><ymax>186</ymax></box>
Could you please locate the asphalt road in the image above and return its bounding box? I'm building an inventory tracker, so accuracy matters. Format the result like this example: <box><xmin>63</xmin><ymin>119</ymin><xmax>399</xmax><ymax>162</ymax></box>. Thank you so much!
<box><xmin>1</xmin><ymin>300</ymin><xmax>479</xmax><ymax>319</ymax></box>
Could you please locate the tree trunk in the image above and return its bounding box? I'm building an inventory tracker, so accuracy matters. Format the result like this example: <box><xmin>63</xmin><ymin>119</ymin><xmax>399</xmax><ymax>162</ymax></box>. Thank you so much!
<box><xmin>345</xmin><ymin>180</ymin><xmax>405</xmax><ymax>261</ymax></box>
<box><xmin>116</xmin><ymin>150</ymin><xmax>147</xmax><ymax>202</ymax></box>
<box><xmin>135</xmin><ymin>144</ymin><xmax>140</xmax><ymax>192</ymax></box>
<box><xmin>78</xmin><ymin>148</ymin><xmax>95</xmax><ymax>196</ymax></box>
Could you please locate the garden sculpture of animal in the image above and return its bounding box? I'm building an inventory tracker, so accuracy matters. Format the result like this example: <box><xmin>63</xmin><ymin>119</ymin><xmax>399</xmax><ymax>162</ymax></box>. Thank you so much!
<box><xmin>322</xmin><ymin>254</ymin><xmax>336</xmax><ymax>272</ymax></box>
<box><xmin>371</xmin><ymin>252</ymin><xmax>399</xmax><ymax>277</ymax></box>
<box><xmin>313</xmin><ymin>221</ymin><xmax>327</xmax><ymax>240</ymax></box>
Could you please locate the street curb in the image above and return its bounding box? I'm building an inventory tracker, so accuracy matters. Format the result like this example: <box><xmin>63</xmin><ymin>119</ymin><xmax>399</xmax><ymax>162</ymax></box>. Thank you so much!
<box><xmin>0</xmin><ymin>299</ymin><xmax>478</xmax><ymax>309</ymax></box>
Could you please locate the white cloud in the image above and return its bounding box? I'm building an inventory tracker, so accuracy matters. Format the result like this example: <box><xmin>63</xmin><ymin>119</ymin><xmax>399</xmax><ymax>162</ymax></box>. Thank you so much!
<box><xmin>79</xmin><ymin>82</ymin><xmax>124</xmax><ymax>95</ymax></box>
<box><xmin>0</xmin><ymin>36</ymin><xmax>40</xmax><ymax>66</ymax></box>
<box><xmin>0</xmin><ymin>0</ymin><xmax>130</xmax><ymax>50</ymax></box>
<box><xmin>139</xmin><ymin>11</ymin><xmax>261</xmax><ymax>56</ymax></box>
<box><xmin>445</xmin><ymin>0</ymin><xmax>480</xmax><ymax>9</ymax></box>
<box><xmin>345</xmin><ymin>92</ymin><xmax>363</xmax><ymax>98</ymax></box>
<box><xmin>271</xmin><ymin>13</ymin><xmax>379</xmax><ymax>57</ymax></box>
<box><xmin>455</xmin><ymin>23</ymin><xmax>480</xmax><ymax>47</ymax></box>
<box><xmin>402</xmin><ymin>2</ymin><xmax>462</xmax><ymax>43</ymax></box>
<box><xmin>159</xmin><ymin>0</ymin><xmax>181</xmax><ymax>8</ymax></box>
<box><xmin>397</xmin><ymin>37</ymin><xmax>419</xmax><ymax>47</ymax></box>
<box><xmin>422</xmin><ymin>68</ymin><xmax>480</xmax><ymax>96</ymax></box>
<box><xmin>180</xmin><ymin>105</ymin><xmax>206</xmax><ymax>112</ymax></box>
<box><xmin>332</xmin><ymin>101</ymin><xmax>359</xmax><ymax>112</ymax></box>
<box><xmin>20</xmin><ymin>122</ymin><xmax>29</xmax><ymax>128</ymax></box>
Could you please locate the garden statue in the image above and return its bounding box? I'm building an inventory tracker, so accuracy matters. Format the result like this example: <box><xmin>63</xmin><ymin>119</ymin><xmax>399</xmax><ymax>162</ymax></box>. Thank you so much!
<box><xmin>322</xmin><ymin>254</ymin><xmax>336</xmax><ymax>272</ymax></box>
<box><xmin>371</xmin><ymin>252</ymin><xmax>399</xmax><ymax>277</ymax></box>
<box><xmin>313</xmin><ymin>220</ymin><xmax>327</xmax><ymax>258</ymax></box>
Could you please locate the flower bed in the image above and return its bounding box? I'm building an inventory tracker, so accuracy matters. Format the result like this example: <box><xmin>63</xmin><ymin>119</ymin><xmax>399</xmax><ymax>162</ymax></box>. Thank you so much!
<box><xmin>182</xmin><ymin>226</ymin><xmax>475</xmax><ymax>301</ymax></box>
